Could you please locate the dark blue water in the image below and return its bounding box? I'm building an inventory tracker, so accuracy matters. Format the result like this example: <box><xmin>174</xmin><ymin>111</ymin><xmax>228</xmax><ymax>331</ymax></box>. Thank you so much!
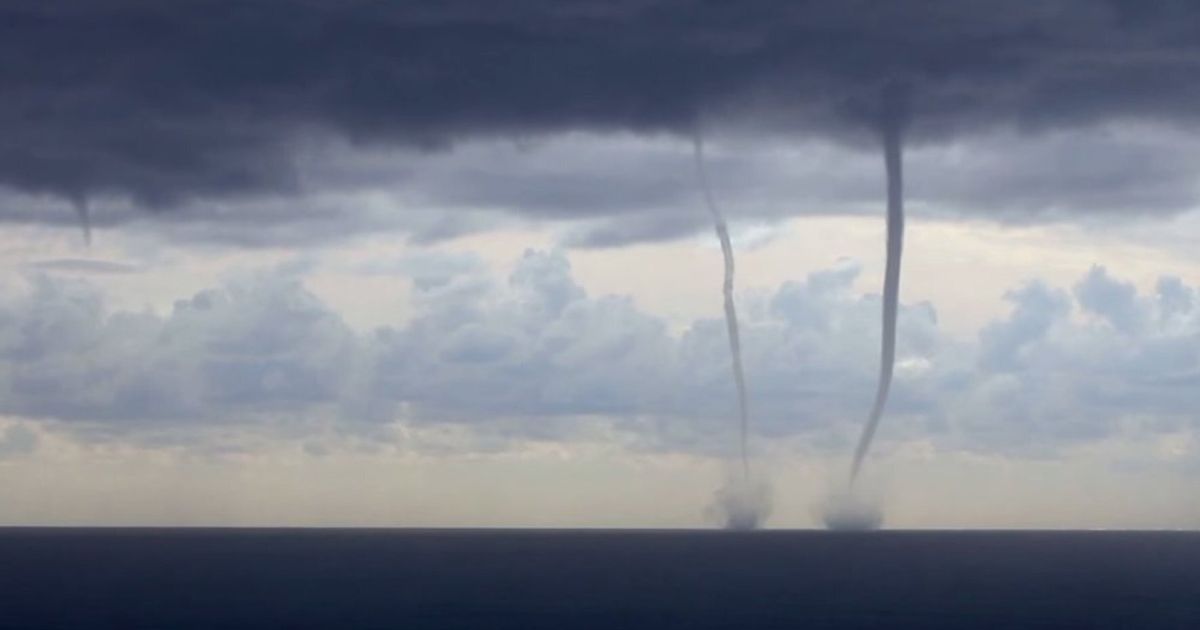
<box><xmin>1</xmin><ymin>529</ymin><xmax>1197</xmax><ymax>629</ymax></box>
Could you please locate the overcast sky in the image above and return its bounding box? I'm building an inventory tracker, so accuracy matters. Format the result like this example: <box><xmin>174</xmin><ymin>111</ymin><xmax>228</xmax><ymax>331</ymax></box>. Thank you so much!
<box><xmin>2</xmin><ymin>0</ymin><xmax>1200</xmax><ymax>528</ymax></box>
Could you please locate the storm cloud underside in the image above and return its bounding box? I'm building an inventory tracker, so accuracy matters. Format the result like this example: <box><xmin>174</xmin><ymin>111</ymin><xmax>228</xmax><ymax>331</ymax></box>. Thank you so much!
<box><xmin>2</xmin><ymin>0</ymin><xmax>1200</xmax><ymax>235</ymax></box>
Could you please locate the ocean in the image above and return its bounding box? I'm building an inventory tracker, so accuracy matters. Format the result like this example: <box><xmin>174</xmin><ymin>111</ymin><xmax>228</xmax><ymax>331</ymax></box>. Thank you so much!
<box><xmin>0</xmin><ymin>528</ymin><xmax>1197</xmax><ymax>629</ymax></box>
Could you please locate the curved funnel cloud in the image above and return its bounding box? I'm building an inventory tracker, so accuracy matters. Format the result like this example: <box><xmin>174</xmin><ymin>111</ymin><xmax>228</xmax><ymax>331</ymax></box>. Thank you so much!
<box><xmin>693</xmin><ymin>134</ymin><xmax>751</xmax><ymax>480</ymax></box>
<box><xmin>849</xmin><ymin>87</ymin><xmax>908</xmax><ymax>485</ymax></box>
<box><xmin>72</xmin><ymin>196</ymin><xmax>92</xmax><ymax>246</ymax></box>
<box><xmin>694</xmin><ymin>134</ymin><xmax>770</xmax><ymax>530</ymax></box>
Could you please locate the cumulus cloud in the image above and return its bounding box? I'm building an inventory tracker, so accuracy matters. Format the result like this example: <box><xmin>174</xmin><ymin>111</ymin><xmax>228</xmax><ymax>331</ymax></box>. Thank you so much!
<box><xmin>0</xmin><ymin>250</ymin><xmax>1196</xmax><ymax>462</ymax></box>
<box><xmin>370</xmin><ymin>250</ymin><xmax>675</xmax><ymax>423</ymax></box>
<box><xmin>0</xmin><ymin>270</ymin><xmax>358</xmax><ymax>426</ymax></box>
<box><xmin>2</xmin><ymin>0</ymin><xmax>1200</xmax><ymax>244</ymax></box>
<box><xmin>955</xmin><ymin>266</ymin><xmax>1200</xmax><ymax>453</ymax></box>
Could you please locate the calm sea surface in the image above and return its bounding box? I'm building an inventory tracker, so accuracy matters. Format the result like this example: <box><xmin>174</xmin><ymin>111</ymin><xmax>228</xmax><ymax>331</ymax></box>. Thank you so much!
<box><xmin>1</xmin><ymin>528</ymin><xmax>1197</xmax><ymax>629</ymax></box>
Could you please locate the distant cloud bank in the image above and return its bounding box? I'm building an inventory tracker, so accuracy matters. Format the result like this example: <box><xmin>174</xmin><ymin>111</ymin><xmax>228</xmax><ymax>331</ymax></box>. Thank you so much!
<box><xmin>2</xmin><ymin>251</ymin><xmax>1198</xmax><ymax>461</ymax></box>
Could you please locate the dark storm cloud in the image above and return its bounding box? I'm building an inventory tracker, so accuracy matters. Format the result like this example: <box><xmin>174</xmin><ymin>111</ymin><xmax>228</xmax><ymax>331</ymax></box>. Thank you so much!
<box><xmin>3</xmin><ymin>0</ymin><xmax>1200</xmax><ymax>225</ymax></box>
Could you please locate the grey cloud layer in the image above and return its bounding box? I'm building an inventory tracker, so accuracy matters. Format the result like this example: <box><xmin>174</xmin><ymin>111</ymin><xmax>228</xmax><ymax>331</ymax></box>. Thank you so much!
<box><xmin>9</xmin><ymin>123</ymin><xmax>1191</xmax><ymax>249</ymax></box>
<box><xmin>5</xmin><ymin>252</ymin><xmax>1199</xmax><ymax>458</ymax></box>
<box><xmin>4</xmin><ymin>0</ymin><xmax>1200</xmax><ymax>236</ymax></box>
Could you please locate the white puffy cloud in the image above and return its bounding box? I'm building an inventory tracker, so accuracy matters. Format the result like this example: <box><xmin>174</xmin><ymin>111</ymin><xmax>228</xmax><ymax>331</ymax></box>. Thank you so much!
<box><xmin>0</xmin><ymin>251</ymin><xmax>1197</xmax><ymax>467</ymax></box>
<box><xmin>0</xmin><ymin>270</ymin><xmax>358</xmax><ymax>427</ymax></box>
<box><xmin>948</xmin><ymin>266</ymin><xmax>1200</xmax><ymax>455</ymax></box>
<box><xmin>369</xmin><ymin>250</ymin><xmax>676</xmax><ymax>424</ymax></box>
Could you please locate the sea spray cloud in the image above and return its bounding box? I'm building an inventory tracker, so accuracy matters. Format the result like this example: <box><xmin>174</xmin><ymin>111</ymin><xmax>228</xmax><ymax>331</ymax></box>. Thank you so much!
<box><xmin>821</xmin><ymin>489</ymin><xmax>884</xmax><ymax>531</ymax></box>
<box><xmin>709</xmin><ymin>472</ymin><xmax>772</xmax><ymax>531</ymax></box>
